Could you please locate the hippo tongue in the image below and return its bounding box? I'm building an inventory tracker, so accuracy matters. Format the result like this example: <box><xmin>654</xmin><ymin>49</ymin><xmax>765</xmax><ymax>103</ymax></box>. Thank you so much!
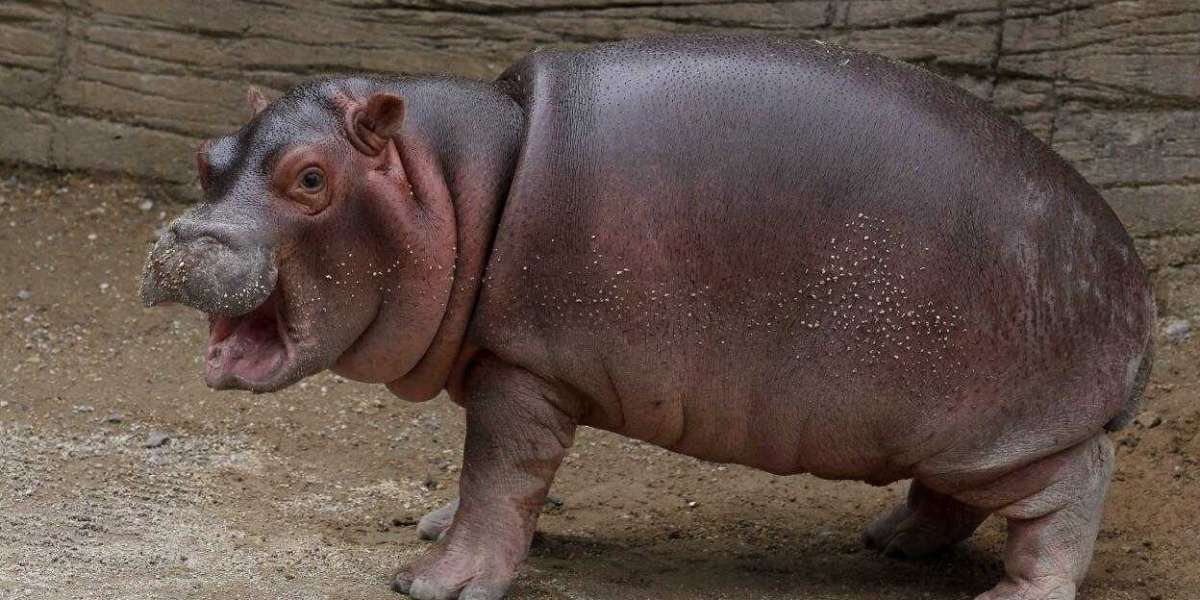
<box><xmin>206</xmin><ymin>290</ymin><xmax>287</xmax><ymax>385</ymax></box>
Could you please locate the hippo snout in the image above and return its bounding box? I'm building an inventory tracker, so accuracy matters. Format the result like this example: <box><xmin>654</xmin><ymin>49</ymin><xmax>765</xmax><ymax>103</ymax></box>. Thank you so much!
<box><xmin>140</xmin><ymin>218</ymin><xmax>277</xmax><ymax>317</ymax></box>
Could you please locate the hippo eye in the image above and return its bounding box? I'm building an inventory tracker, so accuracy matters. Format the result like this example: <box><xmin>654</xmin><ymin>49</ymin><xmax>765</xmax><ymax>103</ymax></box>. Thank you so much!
<box><xmin>298</xmin><ymin>168</ymin><xmax>324</xmax><ymax>192</ymax></box>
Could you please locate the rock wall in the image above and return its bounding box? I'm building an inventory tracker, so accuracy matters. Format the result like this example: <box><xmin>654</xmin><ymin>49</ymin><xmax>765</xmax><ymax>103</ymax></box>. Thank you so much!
<box><xmin>1</xmin><ymin>0</ymin><xmax>1197</xmax><ymax>269</ymax></box>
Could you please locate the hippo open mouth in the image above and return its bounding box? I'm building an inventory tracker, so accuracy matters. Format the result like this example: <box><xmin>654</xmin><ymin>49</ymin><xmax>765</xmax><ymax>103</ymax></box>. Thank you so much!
<box><xmin>205</xmin><ymin>287</ymin><xmax>293</xmax><ymax>389</ymax></box>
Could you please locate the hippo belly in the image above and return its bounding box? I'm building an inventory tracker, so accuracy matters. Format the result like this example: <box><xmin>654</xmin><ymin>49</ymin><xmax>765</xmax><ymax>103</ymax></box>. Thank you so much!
<box><xmin>473</xmin><ymin>37</ymin><xmax>1154</xmax><ymax>485</ymax></box>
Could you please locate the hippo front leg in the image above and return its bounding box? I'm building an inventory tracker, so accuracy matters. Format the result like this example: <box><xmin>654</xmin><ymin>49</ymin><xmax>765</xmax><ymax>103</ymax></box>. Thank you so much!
<box><xmin>393</xmin><ymin>358</ymin><xmax>577</xmax><ymax>600</ymax></box>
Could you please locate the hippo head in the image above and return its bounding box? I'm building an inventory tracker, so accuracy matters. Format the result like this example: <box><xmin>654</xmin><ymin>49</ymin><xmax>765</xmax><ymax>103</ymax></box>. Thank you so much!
<box><xmin>142</xmin><ymin>82</ymin><xmax>458</xmax><ymax>394</ymax></box>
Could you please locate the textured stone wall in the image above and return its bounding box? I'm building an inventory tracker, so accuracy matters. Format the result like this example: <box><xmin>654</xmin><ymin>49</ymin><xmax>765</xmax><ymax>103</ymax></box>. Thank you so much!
<box><xmin>1</xmin><ymin>0</ymin><xmax>1197</xmax><ymax>269</ymax></box>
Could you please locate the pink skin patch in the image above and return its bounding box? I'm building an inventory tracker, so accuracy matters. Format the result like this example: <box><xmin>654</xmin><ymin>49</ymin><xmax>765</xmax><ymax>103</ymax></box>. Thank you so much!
<box><xmin>205</xmin><ymin>289</ymin><xmax>291</xmax><ymax>385</ymax></box>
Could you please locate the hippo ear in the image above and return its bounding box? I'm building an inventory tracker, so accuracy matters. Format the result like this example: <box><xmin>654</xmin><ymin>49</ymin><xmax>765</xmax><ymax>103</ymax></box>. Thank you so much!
<box><xmin>348</xmin><ymin>93</ymin><xmax>405</xmax><ymax>156</ymax></box>
<box><xmin>246</xmin><ymin>86</ymin><xmax>270</xmax><ymax>117</ymax></box>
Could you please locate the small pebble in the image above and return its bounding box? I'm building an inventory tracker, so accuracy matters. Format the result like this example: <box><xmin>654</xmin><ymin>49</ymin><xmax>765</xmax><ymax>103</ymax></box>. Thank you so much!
<box><xmin>105</xmin><ymin>414</ymin><xmax>123</xmax><ymax>424</ymax></box>
<box><xmin>15</xmin><ymin>289</ymin><xmax>31</xmax><ymax>301</ymax></box>
<box><xmin>144</xmin><ymin>432</ymin><xmax>171</xmax><ymax>448</ymax></box>
<box><xmin>138</xmin><ymin>199</ymin><xmax>154</xmax><ymax>212</ymax></box>
<box><xmin>1164</xmin><ymin>318</ymin><xmax>1190</xmax><ymax>344</ymax></box>
<box><xmin>1135</xmin><ymin>411</ymin><xmax>1163</xmax><ymax>429</ymax></box>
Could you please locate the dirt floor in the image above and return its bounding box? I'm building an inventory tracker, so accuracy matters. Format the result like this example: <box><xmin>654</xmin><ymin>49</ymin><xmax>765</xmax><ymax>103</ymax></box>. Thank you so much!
<box><xmin>0</xmin><ymin>167</ymin><xmax>1196</xmax><ymax>600</ymax></box>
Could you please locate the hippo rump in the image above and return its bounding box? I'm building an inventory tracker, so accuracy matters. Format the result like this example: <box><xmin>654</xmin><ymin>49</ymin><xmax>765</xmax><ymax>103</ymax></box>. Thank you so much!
<box><xmin>141</xmin><ymin>35</ymin><xmax>1155</xmax><ymax>600</ymax></box>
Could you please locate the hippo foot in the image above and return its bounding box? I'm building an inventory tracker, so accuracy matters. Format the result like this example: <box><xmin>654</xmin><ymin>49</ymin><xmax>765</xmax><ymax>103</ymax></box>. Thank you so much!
<box><xmin>417</xmin><ymin>499</ymin><xmax>459</xmax><ymax>541</ymax></box>
<box><xmin>973</xmin><ymin>577</ymin><xmax>1075</xmax><ymax>600</ymax></box>
<box><xmin>392</xmin><ymin>537</ymin><xmax>514</xmax><ymax>600</ymax></box>
<box><xmin>863</xmin><ymin>481</ymin><xmax>988</xmax><ymax>558</ymax></box>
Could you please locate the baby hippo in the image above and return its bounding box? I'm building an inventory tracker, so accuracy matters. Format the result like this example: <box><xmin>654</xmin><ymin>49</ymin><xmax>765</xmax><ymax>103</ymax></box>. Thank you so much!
<box><xmin>141</xmin><ymin>36</ymin><xmax>1155</xmax><ymax>600</ymax></box>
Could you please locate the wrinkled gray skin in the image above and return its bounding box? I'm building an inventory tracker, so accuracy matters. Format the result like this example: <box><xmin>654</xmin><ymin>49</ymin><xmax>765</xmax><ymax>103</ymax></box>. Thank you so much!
<box><xmin>141</xmin><ymin>36</ymin><xmax>1155</xmax><ymax>600</ymax></box>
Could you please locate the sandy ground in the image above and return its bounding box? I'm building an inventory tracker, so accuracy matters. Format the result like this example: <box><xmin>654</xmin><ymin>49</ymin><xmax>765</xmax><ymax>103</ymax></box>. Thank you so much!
<box><xmin>0</xmin><ymin>168</ymin><xmax>1196</xmax><ymax>600</ymax></box>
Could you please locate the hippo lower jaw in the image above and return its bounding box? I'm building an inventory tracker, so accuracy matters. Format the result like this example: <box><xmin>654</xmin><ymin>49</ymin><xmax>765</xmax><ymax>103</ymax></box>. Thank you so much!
<box><xmin>203</xmin><ymin>287</ymin><xmax>299</xmax><ymax>393</ymax></box>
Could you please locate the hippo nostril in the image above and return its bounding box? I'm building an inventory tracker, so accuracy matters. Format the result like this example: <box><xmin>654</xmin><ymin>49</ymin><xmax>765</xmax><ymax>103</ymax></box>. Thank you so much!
<box><xmin>166</xmin><ymin>221</ymin><xmax>231</xmax><ymax>249</ymax></box>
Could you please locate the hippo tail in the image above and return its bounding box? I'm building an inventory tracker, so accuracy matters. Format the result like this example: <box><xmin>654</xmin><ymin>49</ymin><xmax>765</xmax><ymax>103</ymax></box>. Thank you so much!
<box><xmin>1104</xmin><ymin>301</ymin><xmax>1157</xmax><ymax>432</ymax></box>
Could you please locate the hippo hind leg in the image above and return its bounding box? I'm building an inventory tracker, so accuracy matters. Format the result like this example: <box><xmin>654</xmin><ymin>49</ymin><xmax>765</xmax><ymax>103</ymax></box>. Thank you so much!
<box><xmin>956</xmin><ymin>434</ymin><xmax>1115</xmax><ymax>600</ymax></box>
<box><xmin>864</xmin><ymin>481</ymin><xmax>990</xmax><ymax>558</ymax></box>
